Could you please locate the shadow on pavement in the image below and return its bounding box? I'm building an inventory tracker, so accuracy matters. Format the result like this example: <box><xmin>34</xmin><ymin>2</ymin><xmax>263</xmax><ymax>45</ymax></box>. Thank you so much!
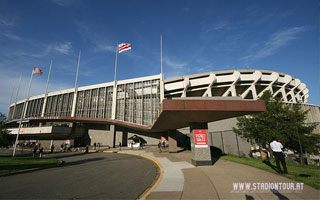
<box><xmin>271</xmin><ymin>189</ymin><xmax>289</xmax><ymax>200</ymax></box>
<box><xmin>263</xmin><ymin>160</ymin><xmax>280</xmax><ymax>173</ymax></box>
<box><xmin>46</xmin><ymin>152</ymin><xmax>87</xmax><ymax>159</ymax></box>
<box><xmin>61</xmin><ymin>154</ymin><xmax>144</xmax><ymax>167</ymax></box>
<box><xmin>62</xmin><ymin>157</ymin><xmax>106</xmax><ymax>167</ymax></box>
<box><xmin>245</xmin><ymin>194</ymin><xmax>255</xmax><ymax>200</ymax></box>
<box><xmin>210</xmin><ymin>146</ymin><xmax>225</xmax><ymax>165</ymax></box>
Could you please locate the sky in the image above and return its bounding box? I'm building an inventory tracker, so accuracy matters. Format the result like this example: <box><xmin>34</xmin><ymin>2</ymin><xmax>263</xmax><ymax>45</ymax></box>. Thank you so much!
<box><xmin>0</xmin><ymin>0</ymin><xmax>319</xmax><ymax>114</ymax></box>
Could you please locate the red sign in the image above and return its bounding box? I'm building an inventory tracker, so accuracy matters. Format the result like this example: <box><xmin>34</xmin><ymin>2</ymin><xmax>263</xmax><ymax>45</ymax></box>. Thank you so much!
<box><xmin>194</xmin><ymin>129</ymin><xmax>208</xmax><ymax>148</ymax></box>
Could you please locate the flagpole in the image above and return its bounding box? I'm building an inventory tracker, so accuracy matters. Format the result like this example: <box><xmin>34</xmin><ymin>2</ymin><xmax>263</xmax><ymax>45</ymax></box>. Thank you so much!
<box><xmin>13</xmin><ymin>70</ymin><xmax>34</xmax><ymax>157</ymax></box>
<box><xmin>45</xmin><ymin>60</ymin><xmax>53</xmax><ymax>95</ymax></box>
<box><xmin>111</xmin><ymin>44</ymin><xmax>118</xmax><ymax>120</ymax></box>
<box><xmin>41</xmin><ymin>60</ymin><xmax>53</xmax><ymax>118</ymax></box>
<box><xmin>71</xmin><ymin>51</ymin><xmax>81</xmax><ymax>117</ymax></box>
<box><xmin>75</xmin><ymin>51</ymin><xmax>81</xmax><ymax>89</ymax></box>
<box><xmin>12</xmin><ymin>74</ymin><xmax>22</xmax><ymax>120</ymax></box>
<box><xmin>160</xmin><ymin>35</ymin><xmax>165</xmax><ymax>102</ymax></box>
<box><xmin>7</xmin><ymin>77</ymin><xmax>19</xmax><ymax>117</ymax></box>
<box><xmin>160</xmin><ymin>34</ymin><xmax>163</xmax><ymax>78</ymax></box>
<box><xmin>114</xmin><ymin>45</ymin><xmax>118</xmax><ymax>83</ymax></box>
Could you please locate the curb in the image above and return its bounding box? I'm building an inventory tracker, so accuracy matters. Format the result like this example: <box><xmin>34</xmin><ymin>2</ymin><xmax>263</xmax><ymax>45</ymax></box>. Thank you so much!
<box><xmin>105</xmin><ymin>151</ymin><xmax>163</xmax><ymax>200</ymax></box>
<box><xmin>0</xmin><ymin>160</ymin><xmax>64</xmax><ymax>177</ymax></box>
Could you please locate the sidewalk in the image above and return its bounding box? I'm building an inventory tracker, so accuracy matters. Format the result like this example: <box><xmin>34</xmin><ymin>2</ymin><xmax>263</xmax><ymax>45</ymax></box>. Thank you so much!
<box><xmin>116</xmin><ymin>147</ymin><xmax>319</xmax><ymax>200</ymax></box>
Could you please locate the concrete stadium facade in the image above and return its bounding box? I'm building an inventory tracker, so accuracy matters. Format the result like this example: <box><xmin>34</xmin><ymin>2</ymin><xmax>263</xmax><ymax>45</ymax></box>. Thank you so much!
<box><xmin>6</xmin><ymin>69</ymin><xmax>319</xmax><ymax>156</ymax></box>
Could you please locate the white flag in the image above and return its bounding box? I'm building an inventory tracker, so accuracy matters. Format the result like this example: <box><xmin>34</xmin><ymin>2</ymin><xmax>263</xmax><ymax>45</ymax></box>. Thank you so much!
<box><xmin>118</xmin><ymin>43</ymin><xmax>131</xmax><ymax>53</ymax></box>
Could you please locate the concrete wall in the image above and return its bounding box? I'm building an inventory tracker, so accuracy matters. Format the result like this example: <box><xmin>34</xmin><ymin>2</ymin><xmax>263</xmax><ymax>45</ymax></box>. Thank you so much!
<box><xmin>88</xmin><ymin>127</ymin><xmax>164</xmax><ymax>147</ymax></box>
<box><xmin>88</xmin><ymin>129</ymin><xmax>114</xmax><ymax>147</ymax></box>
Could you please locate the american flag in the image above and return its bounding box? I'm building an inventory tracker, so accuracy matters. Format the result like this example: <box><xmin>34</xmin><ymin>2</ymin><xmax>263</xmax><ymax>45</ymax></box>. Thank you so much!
<box><xmin>32</xmin><ymin>67</ymin><xmax>43</xmax><ymax>75</ymax></box>
<box><xmin>118</xmin><ymin>43</ymin><xmax>131</xmax><ymax>53</ymax></box>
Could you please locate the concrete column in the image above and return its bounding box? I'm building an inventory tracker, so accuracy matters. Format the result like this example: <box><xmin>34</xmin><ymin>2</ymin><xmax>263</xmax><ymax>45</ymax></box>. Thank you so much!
<box><xmin>110</xmin><ymin>125</ymin><xmax>116</xmax><ymax>148</ymax></box>
<box><xmin>190</xmin><ymin>123</ymin><xmax>213</xmax><ymax>166</ymax></box>
<box><xmin>168</xmin><ymin>130</ymin><xmax>178</xmax><ymax>153</ymax></box>
<box><xmin>41</xmin><ymin>94</ymin><xmax>48</xmax><ymax>117</ymax></box>
<box><xmin>160</xmin><ymin>76</ymin><xmax>165</xmax><ymax>102</ymax></box>
<box><xmin>71</xmin><ymin>89</ymin><xmax>78</xmax><ymax>117</ymax></box>
<box><xmin>111</xmin><ymin>82</ymin><xmax>117</xmax><ymax>120</ymax></box>
<box><xmin>23</xmin><ymin>101</ymin><xmax>29</xmax><ymax>118</ymax></box>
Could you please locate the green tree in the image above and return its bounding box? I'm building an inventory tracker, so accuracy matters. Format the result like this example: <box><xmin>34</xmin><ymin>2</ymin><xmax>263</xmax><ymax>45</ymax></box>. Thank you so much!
<box><xmin>234</xmin><ymin>91</ymin><xmax>320</xmax><ymax>155</ymax></box>
<box><xmin>0</xmin><ymin>113</ymin><xmax>14</xmax><ymax>148</ymax></box>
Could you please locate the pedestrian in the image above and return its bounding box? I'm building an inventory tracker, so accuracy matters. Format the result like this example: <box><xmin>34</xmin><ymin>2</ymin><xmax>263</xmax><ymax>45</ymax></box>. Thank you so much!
<box><xmin>158</xmin><ymin>140</ymin><xmax>162</xmax><ymax>153</ymax></box>
<box><xmin>50</xmin><ymin>144</ymin><xmax>55</xmax><ymax>153</ymax></box>
<box><xmin>162</xmin><ymin>140</ymin><xmax>166</xmax><ymax>149</ymax></box>
<box><xmin>33</xmin><ymin>145</ymin><xmax>38</xmax><ymax>158</ymax></box>
<box><xmin>131</xmin><ymin>141</ymin><xmax>133</xmax><ymax>150</ymax></box>
<box><xmin>93</xmin><ymin>142</ymin><xmax>96</xmax><ymax>150</ymax></box>
<box><xmin>85</xmin><ymin>145</ymin><xmax>89</xmax><ymax>153</ymax></box>
<box><xmin>119</xmin><ymin>142</ymin><xmax>122</xmax><ymax>151</ymax></box>
<box><xmin>39</xmin><ymin>147</ymin><xmax>44</xmax><ymax>158</ymax></box>
<box><xmin>270</xmin><ymin>137</ymin><xmax>288</xmax><ymax>174</ymax></box>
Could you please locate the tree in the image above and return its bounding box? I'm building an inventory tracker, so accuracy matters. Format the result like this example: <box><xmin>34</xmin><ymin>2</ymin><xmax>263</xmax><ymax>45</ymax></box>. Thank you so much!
<box><xmin>233</xmin><ymin>91</ymin><xmax>320</xmax><ymax>156</ymax></box>
<box><xmin>0</xmin><ymin>113</ymin><xmax>14</xmax><ymax>148</ymax></box>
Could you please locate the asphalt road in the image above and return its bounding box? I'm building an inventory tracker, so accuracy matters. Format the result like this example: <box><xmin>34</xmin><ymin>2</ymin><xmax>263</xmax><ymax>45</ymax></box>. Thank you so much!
<box><xmin>0</xmin><ymin>152</ymin><xmax>158</xmax><ymax>199</ymax></box>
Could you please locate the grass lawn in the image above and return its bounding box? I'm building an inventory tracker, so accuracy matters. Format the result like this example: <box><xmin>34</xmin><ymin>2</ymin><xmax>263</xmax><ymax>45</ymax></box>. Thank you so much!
<box><xmin>0</xmin><ymin>157</ymin><xmax>60</xmax><ymax>176</ymax></box>
<box><xmin>221</xmin><ymin>154</ymin><xmax>320</xmax><ymax>189</ymax></box>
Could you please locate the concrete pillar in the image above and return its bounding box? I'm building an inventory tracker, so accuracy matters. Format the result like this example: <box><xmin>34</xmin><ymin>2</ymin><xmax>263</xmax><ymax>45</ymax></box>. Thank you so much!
<box><xmin>71</xmin><ymin>89</ymin><xmax>78</xmax><ymax>117</ymax></box>
<box><xmin>168</xmin><ymin>130</ymin><xmax>178</xmax><ymax>153</ymax></box>
<box><xmin>190</xmin><ymin>123</ymin><xmax>213</xmax><ymax>166</ymax></box>
<box><xmin>110</xmin><ymin>125</ymin><xmax>116</xmax><ymax>148</ymax></box>
<box><xmin>111</xmin><ymin>82</ymin><xmax>117</xmax><ymax>120</ymax></box>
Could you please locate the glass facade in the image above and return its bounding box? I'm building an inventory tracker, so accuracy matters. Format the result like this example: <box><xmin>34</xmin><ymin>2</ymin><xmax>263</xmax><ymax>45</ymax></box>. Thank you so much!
<box><xmin>116</xmin><ymin>79</ymin><xmax>160</xmax><ymax>125</ymax></box>
<box><xmin>44</xmin><ymin>92</ymin><xmax>74</xmax><ymax>117</ymax></box>
<box><xmin>8</xmin><ymin>102</ymin><xmax>24</xmax><ymax>120</ymax></box>
<box><xmin>8</xmin><ymin>76</ymin><xmax>161</xmax><ymax>126</ymax></box>
<box><xmin>75</xmin><ymin>86</ymin><xmax>113</xmax><ymax>118</ymax></box>
<box><xmin>25</xmin><ymin>98</ymin><xmax>44</xmax><ymax>118</ymax></box>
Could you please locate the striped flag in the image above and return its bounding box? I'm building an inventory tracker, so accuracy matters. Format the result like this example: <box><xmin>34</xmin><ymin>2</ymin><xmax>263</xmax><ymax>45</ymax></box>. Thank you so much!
<box><xmin>32</xmin><ymin>67</ymin><xmax>43</xmax><ymax>75</ymax></box>
<box><xmin>118</xmin><ymin>43</ymin><xmax>131</xmax><ymax>53</ymax></box>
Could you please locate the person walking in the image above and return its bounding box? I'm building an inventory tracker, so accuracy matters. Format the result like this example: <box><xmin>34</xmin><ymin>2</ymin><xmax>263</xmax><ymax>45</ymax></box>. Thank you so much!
<box><xmin>39</xmin><ymin>147</ymin><xmax>44</xmax><ymax>158</ymax></box>
<box><xmin>85</xmin><ymin>145</ymin><xmax>89</xmax><ymax>153</ymax></box>
<box><xmin>50</xmin><ymin>144</ymin><xmax>55</xmax><ymax>153</ymax></box>
<box><xmin>119</xmin><ymin>142</ymin><xmax>122</xmax><ymax>151</ymax></box>
<box><xmin>270</xmin><ymin>137</ymin><xmax>288</xmax><ymax>174</ymax></box>
<box><xmin>158</xmin><ymin>140</ymin><xmax>162</xmax><ymax>153</ymax></box>
<box><xmin>33</xmin><ymin>145</ymin><xmax>38</xmax><ymax>158</ymax></box>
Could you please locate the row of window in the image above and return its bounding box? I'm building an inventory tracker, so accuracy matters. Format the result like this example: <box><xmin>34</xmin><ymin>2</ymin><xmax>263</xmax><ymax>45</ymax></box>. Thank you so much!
<box><xmin>8</xmin><ymin>79</ymin><xmax>161</xmax><ymax>126</ymax></box>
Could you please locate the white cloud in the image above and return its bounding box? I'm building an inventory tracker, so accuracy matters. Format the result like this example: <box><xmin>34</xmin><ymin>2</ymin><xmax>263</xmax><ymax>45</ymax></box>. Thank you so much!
<box><xmin>0</xmin><ymin>16</ymin><xmax>16</xmax><ymax>27</ymax></box>
<box><xmin>241</xmin><ymin>26</ymin><xmax>308</xmax><ymax>63</ymax></box>
<box><xmin>50</xmin><ymin>0</ymin><xmax>76</xmax><ymax>7</ymax></box>
<box><xmin>163</xmin><ymin>56</ymin><xmax>187</xmax><ymax>70</ymax></box>
<box><xmin>203</xmin><ymin>21</ymin><xmax>232</xmax><ymax>34</ymax></box>
<box><xmin>47</xmin><ymin>41</ymin><xmax>73</xmax><ymax>55</ymax></box>
<box><xmin>93</xmin><ymin>43</ymin><xmax>115</xmax><ymax>53</ymax></box>
<box><xmin>0</xmin><ymin>32</ymin><xmax>22</xmax><ymax>41</ymax></box>
<box><xmin>74</xmin><ymin>20</ymin><xmax>115</xmax><ymax>54</ymax></box>
<box><xmin>162</xmin><ymin>56</ymin><xmax>190</xmax><ymax>79</ymax></box>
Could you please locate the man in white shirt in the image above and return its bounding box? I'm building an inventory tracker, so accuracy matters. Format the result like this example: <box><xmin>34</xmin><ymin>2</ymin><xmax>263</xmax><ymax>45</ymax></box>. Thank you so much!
<box><xmin>270</xmin><ymin>137</ymin><xmax>288</xmax><ymax>174</ymax></box>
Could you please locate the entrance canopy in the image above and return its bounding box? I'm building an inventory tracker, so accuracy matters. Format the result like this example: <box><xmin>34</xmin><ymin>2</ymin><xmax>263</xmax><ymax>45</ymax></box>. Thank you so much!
<box><xmin>152</xmin><ymin>98</ymin><xmax>265</xmax><ymax>130</ymax></box>
<box><xmin>7</xmin><ymin>98</ymin><xmax>265</xmax><ymax>132</ymax></box>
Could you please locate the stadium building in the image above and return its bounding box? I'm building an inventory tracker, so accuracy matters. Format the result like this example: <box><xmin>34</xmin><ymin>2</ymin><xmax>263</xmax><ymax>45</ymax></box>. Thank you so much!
<box><xmin>6</xmin><ymin>69</ymin><xmax>320</xmax><ymax>159</ymax></box>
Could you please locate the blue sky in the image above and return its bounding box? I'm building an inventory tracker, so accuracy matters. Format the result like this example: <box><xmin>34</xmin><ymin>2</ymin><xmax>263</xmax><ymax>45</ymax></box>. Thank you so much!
<box><xmin>0</xmin><ymin>0</ymin><xmax>319</xmax><ymax>113</ymax></box>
